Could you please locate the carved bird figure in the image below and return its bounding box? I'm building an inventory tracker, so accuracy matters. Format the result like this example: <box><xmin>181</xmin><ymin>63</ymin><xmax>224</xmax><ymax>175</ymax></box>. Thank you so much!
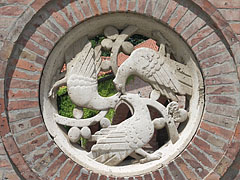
<box><xmin>113</xmin><ymin>47</ymin><xmax>192</xmax><ymax>101</ymax></box>
<box><xmin>48</xmin><ymin>36</ymin><xmax>120</xmax><ymax>110</ymax></box>
<box><xmin>88</xmin><ymin>93</ymin><xmax>162</xmax><ymax>165</ymax></box>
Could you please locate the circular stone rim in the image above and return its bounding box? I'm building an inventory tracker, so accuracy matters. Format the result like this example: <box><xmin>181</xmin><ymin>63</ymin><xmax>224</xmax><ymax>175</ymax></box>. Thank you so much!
<box><xmin>40</xmin><ymin>13</ymin><xmax>204</xmax><ymax>177</ymax></box>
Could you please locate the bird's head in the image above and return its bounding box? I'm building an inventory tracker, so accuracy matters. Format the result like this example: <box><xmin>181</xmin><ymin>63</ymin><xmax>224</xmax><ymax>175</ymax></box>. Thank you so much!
<box><xmin>120</xmin><ymin>93</ymin><xmax>141</xmax><ymax>105</ymax></box>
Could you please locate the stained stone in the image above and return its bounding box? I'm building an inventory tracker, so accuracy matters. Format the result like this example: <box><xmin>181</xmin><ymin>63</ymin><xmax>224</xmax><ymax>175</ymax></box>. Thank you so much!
<box><xmin>121</xmin><ymin>41</ymin><xmax>134</xmax><ymax>55</ymax></box>
<box><xmin>100</xmin><ymin>118</ymin><xmax>111</xmax><ymax>128</ymax></box>
<box><xmin>68</xmin><ymin>127</ymin><xmax>81</xmax><ymax>143</ymax></box>
<box><xmin>104</xmin><ymin>26</ymin><xmax>119</xmax><ymax>40</ymax></box>
<box><xmin>101</xmin><ymin>38</ymin><xmax>113</xmax><ymax>51</ymax></box>
<box><xmin>153</xmin><ymin>118</ymin><xmax>165</xmax><ymax>129</ymax></box>
<box><xmin>73</xmin><ymin>107</ymin><xmax>83</xmax><ymax>119</ymax></box>
<box><xmin>81</xmin><ymin>127</ymin><xmax>91</xmax><ymax>139</ymax></box>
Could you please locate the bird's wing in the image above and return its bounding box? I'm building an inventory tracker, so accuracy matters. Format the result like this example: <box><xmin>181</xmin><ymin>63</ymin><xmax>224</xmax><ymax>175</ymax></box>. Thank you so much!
<box><xmin>134</xmin><ymin>48</ymin><xmax>192</xmax><ymax>100</ymax></box>
<box><xmin>66</xmin><ymin>36</ymin><xmax>98</xmax><ymax>80</ymax></box>
<box><xmin>91</xmin><ymin>118</ymin><xmax>144</xmax><ymax>165</ymax></box>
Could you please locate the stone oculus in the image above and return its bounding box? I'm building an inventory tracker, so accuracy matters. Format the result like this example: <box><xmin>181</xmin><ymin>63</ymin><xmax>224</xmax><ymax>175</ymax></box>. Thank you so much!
<box><xmin>40</xmin><ymin>13</ymin><xmax>204</xmax><ymax>177</ymax></box>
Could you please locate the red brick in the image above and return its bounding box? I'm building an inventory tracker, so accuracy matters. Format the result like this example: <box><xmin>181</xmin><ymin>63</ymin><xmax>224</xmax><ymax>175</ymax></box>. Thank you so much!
<box><xmin>204</xmin><ymin>63</ymin><xmax>236</xmax><ymax>77</ymax></box>
<box><xmin>44</xmin><ymin>18</ymin><xmax>64</xmax><ymax>37</ymax></box>
<box><xmin>200</xmin><ymin>121</ymin><xmax>234</xmax><ymax>140</ymax></box>
<box><xmin>89</xmin><ymin>0</ymin><xmax>100</xmax><ymax>15</ymax></box>
<box><xmin>46</xmin><ymin>154</ymin><xmax>67</xmax><ymax>177</ymax></box>
<box><xmin>188</xmin><ymin>144</ymin><xmax>214</xmax><ymax>168</ymax></box>
<box><xmin>8</xmin><ymin>89</ymin><xmax>38</xmax><ymax>99</ymax></box>
<box><xmin>134</xmin><ymin>176</ymin><xmax>143</xmax><ymax>180</ymax></box>
<box><xmin>11</xmin><ymin>69</ymin><xmax>40</xmax><ymax>81</ymax></box>
<box><xmin>4</xmin><ymin>171</ymin><xmax>21</xmax><ymax>180</ymax></box>
<box><xmin>205</xmin><ymin>75</ymin><xmax>237</xmax><ymax>86</ymax></box>
<box><xmin>161</xmin><ymin>167</ymin><xmax>172</xmax><ymax>180</ymax></box>
<box><xmin>175</xmin><ymin>157</ymin><xmax>199</xmax><ymax>180</ymax></box>
<box><xmin>9</xmin><ymin>78</ymin><xmax>38</xmax><ymax>89</ymax></box>
<box><xmin>55</xmin><ymin>159</ymin><xmax>75</xmax><ymax>180</ymax></box>
<box><xmin>187</xmin><ymin>26</ymin><xmax>214</xmax><ymax>47</ymax></box>
<box><xmin>100</xmin><ymin>0</ymin><xmax>108</xmax><ymax>13</ymax></box>
<box><xmin>109</xmin><ymin>0</ymin><xmax>117</xmax><ymax>12</ymax></box>
<box><xmin>208</xmin><ymin>95</ymin><xmax>237</xmax><ymax>106</ymax></box>
<box><xmin>219</xmin><ymin>9</ymin><xmax>240</xmax><ymax>21</ymax></box>
<box><xmin>226</xmin><ymin>140</ymin><xmax>240</xmax><ymax>160</ymax></box>
<box><xmin>200</xmin><ymin>52</ymin><xmax>231</xmax><ymax>68</ymax></box>
<box><xmin>58</xmin><ymin>2</ymin><xmax>76</xmax><ymax>26</ymax></box>
<box><xmin>2</xmin><ymin>135</ymin><xmax>19</xmax><ymax>155</ymax></box>
<box><xmin>230</xmin><ymin>23</ymin><xmax>240</xmax><ymax>34</ymax></box>
<box><xmin>68</xmin><ymin>165</ymin><xmax>82</xmax><ymax>180</ymax></box>
<box><xmin>208</xmin><ymin>0</ymin><xmax>240</xmax><ymax>8</ymax></box>
<box><xmin>37</xmin><ymin>26</ymin><xmax>57</xmax><ymax>44</ymax></box>
<box><xmin>222</xmin><ymin>26</ymin><xmax>239</xmax><ymax>45</ymax></box>
<box><xmin>128</xmin><ymin>0</ymin><xmax>137</xmax><ymax>11</ymax></box>
<box><xmin>16</xmin><ymin>59</ymin><xmax>42</xmax><ymax>72</ymax></box>
<box><xmin>0</xmin><ymin>117</ymin><xmax>10</xmax><ymax>136</ymax></box>
<box><xmin>51</xmin><ymin>11</ymin><xmax>70</xmax><ymax>31</ymax></box>
<box><xmin>137</xmin><ymin>0</ymin><xmax>147</xmax><ymax>14</ymax></box>
<box><xmin>0</xmin><ymin>5</ymin><xmax>25</xmax><ymax>16</ymax></box>
<box><xmin>89</xmin><ymin>172</ymin><xmax>99</xmax><ymax>180</ymax></box>
<box><xmin>192</xmin><ymin>0</ymin><xmax>216</xmax><ymax>15</ymax></box>
<box><xmin>31</xmin><ymin>0</ymin><xmax>49</xmax><ymax>11</ymax></box>
<box><xmin>78</xmin><ymin>0</ymin><xmax>92</xmax><ymax>18</ymax></box>
<box><xmin>169</xmin><ymin>5</ymin><xmax>188</xmax><ymax>28</ymax></box>
<box><xmin>152</xmin><ymin>170</ymin><xmax>163</xmax><ymax>180</ymax></box>
<box><xmin>11</xmin><ymin>152</ymin><xmax>29</xmax><ymax>172</ymax></box>
<box><xmin>196</xmin><ymin>42</ymin><xmax>226</xmax><ymax>61</ymax></box>
<box><xmin>15</xmin><ymin>125</ymin><xmax>46</xmax><ymax>144</ymax></box>
<box><xmin>192</xmin><ymin>33</ymin><xmax>220</xmax><ymax>53</ymax></box>
<box><xmin>211</xmin><ymin>10</ymin><xmax>229</xmax><ymax>29</ymax></box>
<box><xmin>161</xmin><ymin>0</ymin><xmax>178</xmax><ymax>23</ymax></box>
<box><xmin>8</xmin><ymin>100</ymin><xmax>39</xmax><ymax>111</ymax></box>
<box><xmin>144</xmin><ymin>173</ymin><xmax>153</xmax><ymax>180</ymax></box>
<box><xmin>19</xmin><ymin>49</ymin><xmax>37</xmax><ymax>61</ymax></box>
<box><xmin>25</xmin><ymin>40</ymin><xmax>49</xmax><ymax>57</ymax></box>
<box><xmin>193</xmin><ymin>137</ymin><xmax>223</xmax><ymax>161</ymax></box>
<box><xmin>168</xmin><ymin>162</ymin><xmax>186</xmax><ymax>180</ymax></box>
<box><xmin>78</xmin><ymin>169</ymin><xmax>90</xmax><ymax>180</ymax></box>
<box><xmin>206</xmin><ymin>85</ymin><xmax>236</xmax><ymax>95</ymax></box>
<box><xmin>7</xmin><ymin>0</ymin><xmax>32</xmax><ymax>5</ymax></box>
<box><xmin>33</xmin><ymin>147</ymin><xmax>61</xmax><ymax>172</ymax></box>
<box><xmin>181</xmin><ymin>151</ymin><xmax>209</xmax><ymax>179</ymax></box>
<box><xmin>205</xmin><ymin>172</ymin><xmax>221</xmax><ymax>180</ymax></box>
<box><xmin>19</xmin><ymin>134</ymin><xmax>49</xmax><ymax>155</ymax></box>
<box><xmin>118</xmin><ymin>0</ymin><xmax>127</xmax><ymax>12</ymax></box>
<box><xmin>234</xmin><ymin>123</ymin><xmax>240</xmax><ymax>139</ymax></box>
<box><xmin>8</xmin><ymin>110</ymin><xmax>41</xmax><ymax>124</ymax></box>
<box><xmin>215</xmin><ymin>156</ymin><xmax>233</xmax><ymax>175</ymax></box>
<box><xmin>70</xmin><ymin>0</ymin><xmax>84</xmax><ymax>21</ymax></box>
<box><xmin>152</xmin><ymin>0</ymin><xmax>169</xmax><ymax>19</ymax></box>
<box><xmin>203</xmin><ymin>112</ymin><xmax>236</xmax><ymax>129</ymax></box>
<box><xmin>0</xmin><ymin>159</ymin><xmax>11</xmax><ymax>168</ymax></box>
<box><xmin>175</xmin><ymin>11</ymin><xmax>199</xmax><ymax>34</ymax></box>
<box><xmin>30</xmin><ymin>33</ymin><xmax>54</xmax><ymax>50</ymax></box>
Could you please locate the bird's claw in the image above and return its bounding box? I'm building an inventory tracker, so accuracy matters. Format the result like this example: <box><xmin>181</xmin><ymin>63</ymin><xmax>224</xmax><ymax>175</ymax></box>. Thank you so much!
<box><xmin>48</xmin><ymin>87</ymin><xmax>56</xmax><ymax>98</ymax></box>
<box><xmin>140</xmin><ymin>152</ymin><xmax>162</xmax><ymax>164</ymax></box>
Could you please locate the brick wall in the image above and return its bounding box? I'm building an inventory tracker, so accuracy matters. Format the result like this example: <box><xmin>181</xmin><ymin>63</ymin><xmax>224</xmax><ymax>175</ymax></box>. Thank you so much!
<box><xmin>0</xmin><ymin>0</ymin><xmax>239</xmax><ymax>179</ymax></box>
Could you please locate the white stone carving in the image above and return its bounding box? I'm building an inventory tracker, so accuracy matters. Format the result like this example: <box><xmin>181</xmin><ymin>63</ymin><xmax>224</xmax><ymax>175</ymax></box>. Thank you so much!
<box><xmin>113</xmin><ymin>47</ymin><xmax>193</xmax><ymax>101</ymax></box>
<box><xmin>47</xmin><ymin>27</ymin><xmax>193</xmax><ymax>167</ymax></box>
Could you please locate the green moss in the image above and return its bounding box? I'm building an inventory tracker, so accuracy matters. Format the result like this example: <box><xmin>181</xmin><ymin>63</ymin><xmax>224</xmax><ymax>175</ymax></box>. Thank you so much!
<box><xmin>57</xmin><ymin>74</ymin><xmax>117</xmax><ymax>121</ymax></box>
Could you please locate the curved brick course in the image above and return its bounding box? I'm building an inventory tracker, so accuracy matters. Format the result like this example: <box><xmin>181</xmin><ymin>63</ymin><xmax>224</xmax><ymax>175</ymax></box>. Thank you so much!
<box><xmin>0</xmin><ymin>0</ymin><xmax>240</xmax><ymax>179</ymax></box>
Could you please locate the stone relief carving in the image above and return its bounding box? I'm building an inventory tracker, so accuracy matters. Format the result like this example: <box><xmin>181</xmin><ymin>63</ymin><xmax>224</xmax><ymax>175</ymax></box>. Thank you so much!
<box><xmin>48</xmin><ymin>25</ymin><xmax>191</xmax><ymax>166</ymax></box>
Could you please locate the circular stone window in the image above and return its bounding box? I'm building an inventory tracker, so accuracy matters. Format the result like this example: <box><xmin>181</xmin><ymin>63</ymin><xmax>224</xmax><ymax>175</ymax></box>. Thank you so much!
<box><xmin>40</xmin><ymin>13</ymin><xmax>204</xmax><ymax>177</ymax></box>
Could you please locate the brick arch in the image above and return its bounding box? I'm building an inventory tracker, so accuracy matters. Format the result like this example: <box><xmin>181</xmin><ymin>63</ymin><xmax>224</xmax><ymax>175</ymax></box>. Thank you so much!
<box><xmin>0</xmin><ymin>0</ymin><xmax>239</xmax><ymax>179</ymax></box>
